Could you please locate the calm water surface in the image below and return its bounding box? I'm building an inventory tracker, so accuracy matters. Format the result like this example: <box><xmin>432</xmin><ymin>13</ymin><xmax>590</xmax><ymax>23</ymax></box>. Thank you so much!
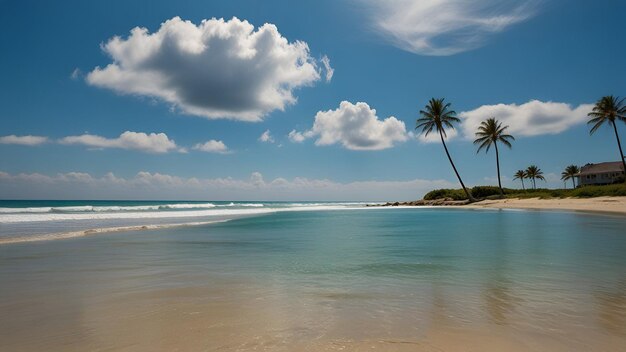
<box><xmin>1</xmin><ymin>208</ymin><xmax>625</xmax><ymax>351</ymax></box>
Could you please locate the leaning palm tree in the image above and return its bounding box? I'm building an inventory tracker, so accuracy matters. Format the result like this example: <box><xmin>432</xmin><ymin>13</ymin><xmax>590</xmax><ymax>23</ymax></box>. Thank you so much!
<box><xmin>588</xmin><ymin>96</ymin><xmax>626</xmax><ymax>179</ymax></box>
<box><xmin>525</xmin><ymin>165</ymin><xmax>545</xmax><ymax>189</ymax></box>
<box><xmin>474</xmin><ymin>117</ymin><xmax>515</xmax><ymax>196</ymax></box>
<box><xmin>417</xmin><ymin>98</ymin><xmax>475</xmax><ymax>202</ymax></box>
<box><xmin>513</xmin><ymin>170</ymin><xmax>527</xmax><ymax>190</ymax></box>
<box><xmin>561</xmin><ymin>165</ymin><xmax>580</xmax><ymax>189</ymax></box>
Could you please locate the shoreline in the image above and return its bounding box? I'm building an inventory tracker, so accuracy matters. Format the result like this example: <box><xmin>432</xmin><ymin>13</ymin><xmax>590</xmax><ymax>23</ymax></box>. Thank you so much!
<box><xmin>464</xmin><ymin>196</ymin><xmax>626</xmax><ymax>215</ymax></box>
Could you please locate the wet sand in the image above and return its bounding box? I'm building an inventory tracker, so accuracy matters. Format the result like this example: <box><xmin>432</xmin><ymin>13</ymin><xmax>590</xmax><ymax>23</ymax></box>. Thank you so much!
<box><xmin>467</xmin><ymin>196</ymin><xmax>626</xmax><ymax>215</ymax></box>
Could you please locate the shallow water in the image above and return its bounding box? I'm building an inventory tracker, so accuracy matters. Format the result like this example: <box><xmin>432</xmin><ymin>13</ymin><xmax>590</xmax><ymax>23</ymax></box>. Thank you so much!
<box><xmin>1</xmin><ymin>208</ymin><xmax>625</xmax><ymax>351</ymax></box>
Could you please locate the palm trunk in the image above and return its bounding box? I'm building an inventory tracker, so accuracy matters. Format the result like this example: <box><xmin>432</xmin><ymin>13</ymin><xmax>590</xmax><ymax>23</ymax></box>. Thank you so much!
<box><xmin>494</xmin><ymin>142</ymin><xmax>503</xmax><ymax>196</ymax></box>
<box><xmin>440</xmin><ymin>130</ymin><xmax>475</xmax><ymax>202</ymax></box>
<box><xmin>521</xmin><ymin>179</ymin><xmax>525</xmax><ymax>190</ymax></box>
<box><xmin>612</xmin><ymin>121</ymin><xmax>626</xmax><ymax>182</ymax></box>
<box><xmin>571</xmin><ymin>178</ymin><xmax>575</xmax><ymax>189</ymax></box>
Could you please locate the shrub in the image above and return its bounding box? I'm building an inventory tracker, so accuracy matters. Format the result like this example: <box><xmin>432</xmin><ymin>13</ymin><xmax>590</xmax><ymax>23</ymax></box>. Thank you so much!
<box><xmin>470</xmin><ymin>186</ymin><xmax>502</xmax><ymax>198</ymax></box>
<box><xmin>423</xmin><ymin>188</ymin><xmax>468</xmax><ymax>200</ymax></box>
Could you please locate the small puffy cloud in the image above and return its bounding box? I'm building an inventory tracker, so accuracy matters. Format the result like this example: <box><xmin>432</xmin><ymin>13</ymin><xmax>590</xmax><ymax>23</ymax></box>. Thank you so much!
<box><xmin>60</xmin><ymin>131</ymin><xmax>180</xmax><ymax>153</ymax></box>
<box><xmin>363</xmin><ymin>0</ymin><xmax>539</xmax><ymax>56</ymax></box>
<box><xmin>292</xmin><ymin>101</ymin><xmax>408</xmax><ymax>150</ymax></box>
<box><xmin>288</xmin><ymin>129</ymin><xmax>310</xmax><ymax>143</ymax></box>
<box><xmin>0</xmin><ymin>135</ymin><xmax>48</xmax><ymax>146</ymax></box>
<box><xmin>87</xmin><ymin>17</ymin><xmax>328</xmax><ymax>121</ymax></box>
<box><xmin>192</xmin><ymin>140</ymin><xmax>229</xmax><ymax>154</ymax></box>
<box><xmin>321</xmin><ymin>55</ymin><xmax>334</xmax><ymax>82</ymax></box>
<box><xmin>459</xmin><ymin>100</ymin><xmax>594</xmax><ymax>138</ymax></box>
<box><xmin>258</xmin><ymin>130</ymin><xmax>274</xmax><ymax>143</ymax></box>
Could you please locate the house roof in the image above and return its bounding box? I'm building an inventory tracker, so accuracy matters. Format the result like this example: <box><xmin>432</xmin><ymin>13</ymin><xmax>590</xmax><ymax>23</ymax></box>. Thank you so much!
<box><xmin>579</xmin><ymin>161</ymin><xmax>624</xmax><ymax>175</ymax></box>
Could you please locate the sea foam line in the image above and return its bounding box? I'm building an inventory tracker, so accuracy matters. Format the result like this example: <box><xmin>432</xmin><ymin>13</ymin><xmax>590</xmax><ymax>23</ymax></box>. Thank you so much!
<box><xmin>0</xmin><ymin>205</ymin><xmax>373</xmax><ymax>224</ymax></box>
<box><xmin>0</xmin><ymin>220</ymin><xmax>231</xmax><ymax>245</ymax></box>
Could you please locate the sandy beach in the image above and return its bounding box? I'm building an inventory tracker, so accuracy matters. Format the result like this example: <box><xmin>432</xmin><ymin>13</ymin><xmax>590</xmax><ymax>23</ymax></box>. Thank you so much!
<box><xmin>465</xmin><ymin>196</ymin><xmax>626</xmax><ymax>215</ymax></box>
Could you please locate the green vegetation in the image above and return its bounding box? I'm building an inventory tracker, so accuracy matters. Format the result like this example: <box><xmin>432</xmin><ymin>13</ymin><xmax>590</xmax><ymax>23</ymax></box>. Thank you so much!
<box><xmin>424</xmin><ymin>184</ymin><xmax>626</xmax><ymax>200</ymax></box>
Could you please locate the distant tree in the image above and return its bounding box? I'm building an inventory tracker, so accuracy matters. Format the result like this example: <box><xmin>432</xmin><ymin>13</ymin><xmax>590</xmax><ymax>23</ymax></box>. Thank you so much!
<box><xmin>513</xmin><ymin>170</ymin><xmax>527</xmax><ymax>190</ymax></box>
<box><xmin>417</xmin><ymin>98</ymin><xmax>476</xmax><ymax>202</ymax></box>
<box><xmin>525</xmin><ymin>165</ymin><xmax>545</xmax><ymax>189</ymax></box>
<box><xmin>474</xmin><ymin>117</ymin><xmax>515</xmax><ymax>196</ymax></box>
<box><xmin>561</xmin><ymin>165</ymin><xmax>580</xmax><ymax>189</ymax></box>
<box><xmin>588</xmin><ymin>96</ymin><xmax>626</xmax><ymax>180</ymax></box>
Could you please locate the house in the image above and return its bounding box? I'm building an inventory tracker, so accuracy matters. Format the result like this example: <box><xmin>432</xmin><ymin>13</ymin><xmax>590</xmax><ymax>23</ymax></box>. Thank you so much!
<box><xmin>578</xmin><ymin>161</ymin><xmax>625</xmax><ymax>186</ymax></box>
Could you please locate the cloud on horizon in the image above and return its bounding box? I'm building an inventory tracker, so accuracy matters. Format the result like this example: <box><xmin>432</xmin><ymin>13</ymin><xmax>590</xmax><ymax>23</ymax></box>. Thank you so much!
<box><xmin>0</xmin><ymin>135</ymin><xmax>48</xmax><ymax>146</ymax></box>
<box><xmin>363</xmin><ymin>0</ymin><xmax>539</xmax><ymax>56</ymax></box>
<box><xmin>290</xmin><ymin>101</ymin><xmax>409</xmax><ymax>150</ymax></box>
<box><xmin>0</xmin><ymin>170</ymin><xmax>456</xmax><ymax>201</ymax></box>
<box><xmin>87</xmin><ymin>17</ymin><xmax>331</xmax><ymax>121</ymax></box>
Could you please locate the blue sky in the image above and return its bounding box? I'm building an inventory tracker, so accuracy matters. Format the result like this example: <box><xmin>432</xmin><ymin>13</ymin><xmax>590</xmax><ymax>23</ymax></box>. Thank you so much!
<box><xmin>1</xmin><ymin>0</ymin><xmax>625</xmax><ymax>200</ymax></box>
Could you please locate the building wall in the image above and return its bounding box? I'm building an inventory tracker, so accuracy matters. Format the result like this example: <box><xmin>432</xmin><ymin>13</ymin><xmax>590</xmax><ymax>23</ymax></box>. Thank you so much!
<box><xmin>579</xmin><ymin>171</ymin><xmax>624</xmax><ymax>185</ymax></box>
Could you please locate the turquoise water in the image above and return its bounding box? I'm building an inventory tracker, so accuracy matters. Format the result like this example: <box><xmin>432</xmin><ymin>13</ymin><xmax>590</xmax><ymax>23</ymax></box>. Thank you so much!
<box><xmin>1</xmin><ymin>208</ymin><xmax>625</xmax><ymax>350</ymax></box>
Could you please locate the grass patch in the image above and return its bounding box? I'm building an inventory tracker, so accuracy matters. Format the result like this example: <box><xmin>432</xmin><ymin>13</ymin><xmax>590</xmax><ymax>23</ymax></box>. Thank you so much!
<box><xmin>423</xmin><ymin>184</ymin><xmax>626</xmax><ymax>200</ymax></box>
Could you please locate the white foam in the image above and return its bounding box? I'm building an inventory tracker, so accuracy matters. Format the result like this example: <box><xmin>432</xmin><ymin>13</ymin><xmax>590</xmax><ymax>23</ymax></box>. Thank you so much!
<box><xmin>0</xmin><ymin>204</ymin><xmax>374</xmax><ymax>224</ymax></box>
<box><xmin>0</xmin><ymin>220</ymin><xmax>230</xmax><ymax>245</ymax></box>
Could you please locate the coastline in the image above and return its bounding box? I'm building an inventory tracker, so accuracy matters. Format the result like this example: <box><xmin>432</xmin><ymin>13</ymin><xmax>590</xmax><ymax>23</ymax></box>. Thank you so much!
<box><xmin>464</xmin><ymin>196</ymin><xmax>626</xmax><ymax>215</ymax></box>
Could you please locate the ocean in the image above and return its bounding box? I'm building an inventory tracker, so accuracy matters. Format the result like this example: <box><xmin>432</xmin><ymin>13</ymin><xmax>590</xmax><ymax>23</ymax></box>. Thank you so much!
<box><xmin>1</xmin><ymin>201</ymin><xmax>625</xmax><ymax>350</ymax></box>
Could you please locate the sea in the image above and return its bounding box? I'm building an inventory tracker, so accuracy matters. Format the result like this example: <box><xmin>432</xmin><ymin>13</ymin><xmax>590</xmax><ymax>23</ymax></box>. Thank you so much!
<box><xmin>1</xmin><ymin>200</ymin><xmax>625</xmax><ymax>350</ymax></box>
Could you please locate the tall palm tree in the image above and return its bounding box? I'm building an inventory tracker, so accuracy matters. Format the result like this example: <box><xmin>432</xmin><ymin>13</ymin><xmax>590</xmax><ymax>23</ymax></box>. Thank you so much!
<box><xmin>474</xmin><ymin>117</ymin><xmax>515</xmax><ymax>196</ymax></box>
<box><xmin>588</xmin><ymin>96</ymin><xmax>626</xmax><ymax>179</ymax></box>
<box><xmin>525</xmin><ymin>165</ymin><xmax>545</xmax><ymax>189</ymax></box>
<box><xmin>513</xmin><ymin>170</ymin><xmax>527</xmax><ymax>190</ymax></box>
<box><xmin>417</xmin><ymin>98</ymin><xmax>475</xmax><ymax>202</ymax></box>
<box><xmin>561</xmin><ymin>165</ymin><xmax>580</xmax><ymax>189</ymax></box>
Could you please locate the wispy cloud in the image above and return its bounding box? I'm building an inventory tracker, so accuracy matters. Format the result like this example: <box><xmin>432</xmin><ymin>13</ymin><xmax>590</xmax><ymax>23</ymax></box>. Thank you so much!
<box><xmin>362</xmin><ymin>0</ymin><xmax>540</xmax><ymax>56</ymax></box>
<box><xmin>59</xmin><ymin>131</ymin><xmax>182</xmax><ymax>153</ymax></box>
<box><xmin>258</xmin><ymin>130</ymin><xmax>275</xmax><ymax>143</ymax></box>
<box><xmin>0</xmin><ymin>135</ymin><xmax>48</xmax><ymax>146</ymax></box>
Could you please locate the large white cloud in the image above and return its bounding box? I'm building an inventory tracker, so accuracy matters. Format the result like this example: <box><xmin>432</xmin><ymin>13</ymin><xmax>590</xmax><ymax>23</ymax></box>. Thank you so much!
<box><xmin>459</xmin><ymin>100</ymin><xmax>594</xmax><ymax>138</ymax></box>
<box><xmin>0</xmin><ymin>135</ymin><xmax>48</xmax><ymax>146</ymax></box>
<box><xmin>363</xmin><ymin>0</ymin><xmax>538</xmax><ymax>56</ymax></box>
<box><xmin>291</xmin><ymin>101</ymin><xmax>409</xmax><ymax>150</ymax></box>
<box><xmin>59</xmin><ymin>131</ymin><xmax>181</xmax><ymax>153</ymax></box>
<box><xmin>0</xmin><ymin>170</ymin><xmax>455</xmax><ymax>201</ymax></box>
<box><xmin>87</xmin><ymin>17</ymin><xmax>330</xmax><ymax>121</ymax></box>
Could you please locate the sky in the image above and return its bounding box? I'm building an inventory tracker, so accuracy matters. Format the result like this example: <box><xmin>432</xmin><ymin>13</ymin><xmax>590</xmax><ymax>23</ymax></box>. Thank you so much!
<box><xmin>1</xmin><ymin>0</ymin><xmax>625</xmax><ymax>200</ymax></box>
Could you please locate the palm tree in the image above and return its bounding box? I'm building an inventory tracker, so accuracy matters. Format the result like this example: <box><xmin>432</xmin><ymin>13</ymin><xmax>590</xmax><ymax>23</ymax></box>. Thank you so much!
<box><xmin>561</xmin><ymin>165</ymin><xmax>580</xmax><ymax>189</ymax></box>
<box><xmin>417</xmin><ymin>98</ymin><xmax>475</xmax><ymax>202</ymax></box>
<box><xmin>525</xmin><ymin>165</ymin><xmax>545</xmax><ymax>189</ymax></box>
<box><xmin>513</xmin><ymin>170</ymin><xmax>527</xmax><ymax>190</ymax></box>
<box><xmin>588</xmin><ymin>96</ymin><xmax>626</xmax><ymax>180</ymax></box>
<box><xmin>474</xmin><ymin>117</ymin><xmax>515</xmax><ymax>196</ymax></box>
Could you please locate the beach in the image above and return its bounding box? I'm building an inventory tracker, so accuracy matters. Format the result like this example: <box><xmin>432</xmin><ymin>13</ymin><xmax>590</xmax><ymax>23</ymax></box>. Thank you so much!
<box><xmin>1</xmin><ymin>205</ymin><xmax>626</xmax><ymax>351</ymax></box>
<box><xmin>466</xmin><ymin>196</ymin><xmax>626</xmax><ymax>215</ymax></box>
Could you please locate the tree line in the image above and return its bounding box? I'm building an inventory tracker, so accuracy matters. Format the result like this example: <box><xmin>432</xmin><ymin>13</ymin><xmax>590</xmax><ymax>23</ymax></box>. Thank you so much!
<box><xmin>416</xmin><ymin>96</ymin><xmax>626</xmax><ymax>202</ymax></box>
